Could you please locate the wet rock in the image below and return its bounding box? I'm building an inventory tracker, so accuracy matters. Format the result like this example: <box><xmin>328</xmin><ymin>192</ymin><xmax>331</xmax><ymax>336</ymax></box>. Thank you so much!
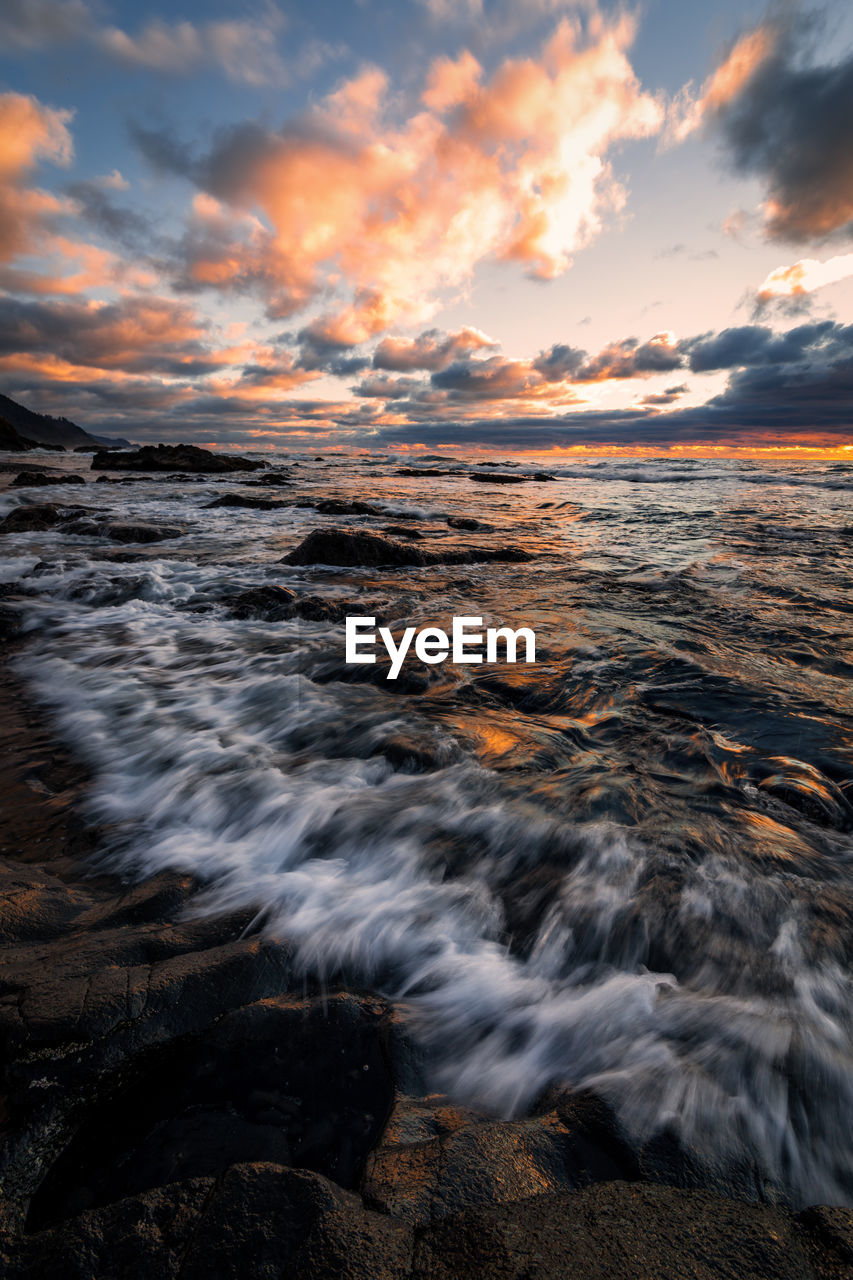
<box><xmin>206</xmin><ymin>494</ymin><xmax>288</xmax><ymax>511</ymax></box>
<box><xmin>537</xmin><ymin>1090</ymin><xmax>778</xmax><ymax>1206</ymax></box>
<box><xmin>395</xmin><ymin>468</ymin><xmax>466</xmax><ymax>477</ymax></box>
<box><xmin>11</xmin><ymin>472</ymin><xmax>85</xmax><ymax>487</ymax></box>
<box><xmin>240</xmin><ymin>472</ymin><xmax>294</xmax><ymax>487</ymax></box>
<box><xmin>362</xmin><ymin>1096</ymin><xmax>591</xmax><ymax>1228</ymax></box>
<box><xmin>316</xmin><ymin>499</ymin><xmax>384</xmax><ymax>516</ymax></box>
<box><xmin>22</xmin><ymin>992</ymin><xmax>393</xmax><ymax>1230</ymax></box>
<box><xmin>225</xmin><ymin>585</ymin><xmax>353</xmax><ymax>624</ymax></box>
<box><xmin>227</xmin><ymin>585</ymin><xmax>298</xmax><ymax>619</ymax></box>
<box><xmin>0</xmin><ymin>503</ymin><xmax>97</xmax><ymax>534</ymax></box>
<box><xmin>447</xmin><ymin>517</ymin><xmax>493</xmax><ymax>532</ymax></box>
<box><xmin>103</xmin><ymin>523</ymin><xmax>185</xmax><ymax>544</ymax></box>
<box><xmin>1</xmin><ymin>1164</ymin><xmax>414</xmax><ymax>1280</ymax></box>
<box><xmin>381</xmin><ymin>525</ymin><xmax>424</xmax><ymax>539</ymax></box>
<box><xmin>412</xmin><ymin>1181</ymin><xmax>819</xmax><ymax>1280</ymax></box>
<box><xmin>469</xmin><ymin>472</ymin><xmax>555</xmax><ymax>484</ymax></box>
<box><xmin>91</xmin><ymin>445</ymin><xmax>265</xmax><ymax>474</ymax></box>
<box><xmin>282</xmin><ymin>528</ymin><xmax>532</xmax><ymax>568</ymax></box>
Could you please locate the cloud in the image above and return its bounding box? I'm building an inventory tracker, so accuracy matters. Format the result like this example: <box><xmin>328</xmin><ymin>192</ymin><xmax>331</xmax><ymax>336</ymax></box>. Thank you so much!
<box><xmin>756</xmin><ymin>252</ymin><xmax>853</xmax><ymax>303</ymax></box>
<box><xmin>0</xmin><ymin>92</ymin><xmax>74</xmax><ymax>263</ymax></box>
<box><xmin>138</xmin><ymin>11</ymin><xmax>662</xmax><ymax>337</ymax></box>
<box><xmin>0</xmin><ymin>293</ymin><xmax>238</xmax><ymax>378</ymax></box>
<box><xmin>372</xmin><ymin>327</ymin><xmax>498</xmax><ymax>371</ymax></box>
<box><xmin>681</xmin><ymin>15</ymin><xmax>853</xmax><ymax>243</ymax></box>
<box><xmin>98</xmin><ymin>8</ymin><xmax>289</xmax><ymax>86</ymax></box>
<box><xmin>66</xmin><ymin>178</ymin><xmax>152</xmax><ymax>250</ymax></box>
<box><xmin>575</xmin><ymin>331</ymin><xmax>683</xmax><ymax>380</ymax></box>
<box><xmin>683</xmin><ymin>321</ymin><xmax>845</xmax><ymax>372</ymax></box>
<box><xmin>0</xmin><ymin>0</ymin><xmax>92</xmax><ymax>50</ymax></box>
<box><xmin>641</xmin><ymin>383</ymin><xmax>689</xmax><ymax>406</ymax></box>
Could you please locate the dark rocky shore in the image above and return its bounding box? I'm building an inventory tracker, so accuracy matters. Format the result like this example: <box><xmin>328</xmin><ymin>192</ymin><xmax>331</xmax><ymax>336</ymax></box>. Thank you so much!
<box><xmin>1</xmin><ymin>643</ymin><xmax>852</xmax><ymax>1278</ymax></box>
<box><xmin>1</xmin><ymin>450</ymin><xmax>853</xmax><ymax>1277</ymax></box>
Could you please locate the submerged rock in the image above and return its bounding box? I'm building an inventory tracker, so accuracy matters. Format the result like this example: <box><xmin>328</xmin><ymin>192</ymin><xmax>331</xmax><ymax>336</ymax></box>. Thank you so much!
<box><xmin>225</xmin><ymin>585</ymin><xmax>352</xmax><ymax>623</ymax></box>
<box><xmin>282</xmin><ymin>528</ymin><xmax>532</xmax><ymax>568</ymax></box>
<box><xmin>469</xmin><ymin>472</ymin><xmax>556</xmax><ymax>484</ymax></box>
<box><xmin>206</xmin><ymin>494</ymin><xmax>290</xmax><ymax>511</ymax></box>
<box><xmin>103</xmin><ymin>522</ymin><xmax>185</xmax><ymax>544</ymax></box>
<box><xmin>91</xmin><ymin>444</ymin><xmax>266</xmax><ymax>474</ymax></box>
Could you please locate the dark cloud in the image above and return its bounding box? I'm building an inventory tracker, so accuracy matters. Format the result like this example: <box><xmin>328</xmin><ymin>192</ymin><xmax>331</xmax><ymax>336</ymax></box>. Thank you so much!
<box><xmin>641</xmin><ymin>383</ymin><xmax>689</xmax><ymax>406</ymax></box>
<box><xmin>128</xmin><ymin>121</ymin><xmax>197</xmax><ymax>178</ymax></box>
<box><xmin>0</xmin><ymin>0</ymin><xmax>91</xmax><ymax>50</ymax></box>
<box><xmin>66</xmin><ymin>180</ymin><xmax>153</xmax><ymax>250</ymax></box>
<box><xmin>532</xmin><ymin>343</ymin><xmax>586</xmax><ymax>381</ymax></box>
<box><xmin>684</xmin><ymin>321</ymin><xmax>847</xmax><ymax>372</ymax></box>
<box><xmin>575</xmin><ymin>334</ymin><xmax>684</xmax><ymax>381</ymax></box>
<box><xmin>0</xmin><ymin>293</ymin><xmax>227</xmax><ymax>377</ymax></box>
<box><xmin>430</xmin><ymin>356</ymin><xmax>542</xmax><ymax>399</ymax></box>
<box><xmin>708</xmin><ymin>17</ymin><xmax>853</xmax><ymax>242</ymax></box>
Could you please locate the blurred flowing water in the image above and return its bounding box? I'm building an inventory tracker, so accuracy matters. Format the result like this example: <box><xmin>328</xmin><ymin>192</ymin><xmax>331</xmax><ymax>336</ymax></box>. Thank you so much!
<box><xmin>2</xmin><ymin>450</ymin><xmax>852</xmax><ymax>1205</ymax></box>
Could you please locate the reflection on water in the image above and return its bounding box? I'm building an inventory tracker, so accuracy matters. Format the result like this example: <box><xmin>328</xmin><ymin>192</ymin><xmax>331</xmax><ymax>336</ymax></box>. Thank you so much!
<box><xmin>1</xmin><ymin>451</ymin><xmax>852</xmax><ymax>1205</ymax></box>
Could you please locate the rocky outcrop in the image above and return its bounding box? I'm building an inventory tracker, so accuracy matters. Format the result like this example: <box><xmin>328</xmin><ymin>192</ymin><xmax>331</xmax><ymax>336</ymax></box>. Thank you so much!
<box><xmin>11</xmin><ymin>472</ymin><xmax>86</xmax><ymax>487</ymax></box>
<box><xmin>282</xmin><ymin>528</ymin><xmax>532</xmax><ymax>568</ymax></box>
<box><xmin>0</xmin><ymin>504</ymin><xmax>184</xmax><ymax>543</ymax></box>
<box><xmin>0</xmin><ymin>503</ymin><xmax>96</xmax><ymax>533</ymax></box>
<box><xmin>1</xmin><ymin>648</ymin><xmax>852</xmax><ymax>1279</ymax></box>
<box><xmin>0</xmin><ymin>418</ymin><xmax>40</xmax><ymax>452</ymax></box>
<box><xmin>91</xmin><ymin>444</ymin><xmax>266</xmax><ymax>474</ymax></box>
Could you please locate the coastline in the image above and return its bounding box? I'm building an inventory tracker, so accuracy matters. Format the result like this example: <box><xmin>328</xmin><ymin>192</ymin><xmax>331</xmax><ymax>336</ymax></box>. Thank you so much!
<box><xmin>1</xmin><ymin>632</ymin><xmax>853</xmax><ymax>1276</ymax></box>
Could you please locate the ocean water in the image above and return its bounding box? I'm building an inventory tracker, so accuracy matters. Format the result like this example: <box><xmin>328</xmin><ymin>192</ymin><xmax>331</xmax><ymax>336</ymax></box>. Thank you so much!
<box><xmin>2</xmin><ymin>450</ymin><xmax>852</xmax><ymax>1206</ymax></box>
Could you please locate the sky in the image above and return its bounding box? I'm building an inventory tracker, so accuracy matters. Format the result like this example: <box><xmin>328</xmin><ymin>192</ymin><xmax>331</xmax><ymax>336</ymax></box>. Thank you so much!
<box><xmin>1</xmin><ymin>0</ymin><xmax>853</xmax><ymax>453</ymax></box>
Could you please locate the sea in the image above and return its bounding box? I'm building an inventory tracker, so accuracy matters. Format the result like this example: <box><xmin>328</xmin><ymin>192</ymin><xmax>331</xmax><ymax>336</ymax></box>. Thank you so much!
<box><xmin>1</xmin><ymin>448</ymin><xmax>852</xmax><ymax>1207</ymax></box>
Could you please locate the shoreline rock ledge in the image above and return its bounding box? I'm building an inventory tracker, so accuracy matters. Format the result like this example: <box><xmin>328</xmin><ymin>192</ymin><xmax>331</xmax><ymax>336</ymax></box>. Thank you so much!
<box><xmin>91</xmin><ymin>443</ymin><xmax>266</xmax><ymax>473</ymax></box>
<box><xmin>1</xmin><ymin>653</ymin><xmax>852</xmax><ymax>1278</ymax></box>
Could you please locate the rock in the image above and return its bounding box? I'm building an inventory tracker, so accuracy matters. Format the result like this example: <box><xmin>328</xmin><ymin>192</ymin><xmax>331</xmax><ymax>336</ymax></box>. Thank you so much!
<box><xmin>281</xmin><ymin>528</ymin><xmax>532</xmax><ymax>568</ymax></box>
<box><xmin>0</xmin><ymin>417</ymin><xmax>38</xmax><ymax>451</ymax></box>
<box><xmin>103</xmin><ymin>523</ymin><xmax>185</xmax><ymax>544</ymax></box>
<box><xmin>11</xmin><ymin>472</ymin><xmax>85</xmax><ymax>487</ymax></box>
<box><xmin>206</xmin><ymin>494</ymin><xmax>288</xmax><ymax>510</ymax></box>
<box><xmin>362</xmin><ymin>1096</ymin><xmax>588</xmax><ymax>1227</ymax></box>
<box><xmin>90</xmin><ymin>445</ymin><xmax>265</xmax><ymax>474</ymax></box>
<box><xmin>447</xmin><ymin>517</ymin><xmax>492</xmax><ymax>531</ymax></box>
<box><xmin>225</xmin><ymin>585</ymin><xmax>351</xmax><ymax>624</ymax></box>
<box><xmin>316</xmin><ymin>499</ymin><xmax>384</xmax><ymax>516</ymax></box>
<box><xmin>412</xmin><ymin>1181</ymin><xmax>819</xmax><ymax>1280</ymax></box>
<box><xmin>537</xmin><ymin>1090</ymin><xmax>776</xmax><ymax>1205</ymax></box>
<box><xmin>381</xmin><ymin>526</ymin><xmax>424</xmax><ymax>539</ymax></box>
<box><xmin>396</xmin><ymin>468</ymin><xmax>466</xmax><ymax>477</ymax></box>
<box><xmin>1</xmin><ymin>1164</ymin><xmax>413</xmax><ymax>1280</ymax></box>
<box><xmin>469</xmin><ymin>472</ymin><xmax>555</xmax><ymax>484</ymax></box>
<box><xmin>0</xmin><ymin>503</ymin><xmax>96</xmax><ymax>534</ymax></box>
<box><xmin>22</xmin><ymin>991</ymin><xmax>393</xmax><ymax>1229</ymax></box>
<box><xmin>240</xmin><ymin>473</ymin><xmax>294</xmax><ymax>487</ymax></box>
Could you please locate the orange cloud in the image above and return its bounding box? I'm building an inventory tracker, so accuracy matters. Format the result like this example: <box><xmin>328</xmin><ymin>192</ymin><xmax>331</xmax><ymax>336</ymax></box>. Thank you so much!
<box><xmin>193</xmin><ymin>11</ymin><xmax>662</xmax><ymax>336</ymax></box>
<box><xmin>756</xmin><ymin>253</ymin><xmax>853</xmax><ymax>302</ymax></box>
<box><xmin>665</xmin><ymin>25</ymin><xmax>776</xmax><ymax>145</ymax></box>
<box><xmin>0</xmin><ymin>91</ymin><xmax>74</xmax><ymax>262</ymax></box>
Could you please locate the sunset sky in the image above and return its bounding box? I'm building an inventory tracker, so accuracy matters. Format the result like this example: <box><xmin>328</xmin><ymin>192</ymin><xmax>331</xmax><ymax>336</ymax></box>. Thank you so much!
<box><xmin>2</xmin><ymin>0</ymin><xmax>853</xmax><ymax>451</ymax></box>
